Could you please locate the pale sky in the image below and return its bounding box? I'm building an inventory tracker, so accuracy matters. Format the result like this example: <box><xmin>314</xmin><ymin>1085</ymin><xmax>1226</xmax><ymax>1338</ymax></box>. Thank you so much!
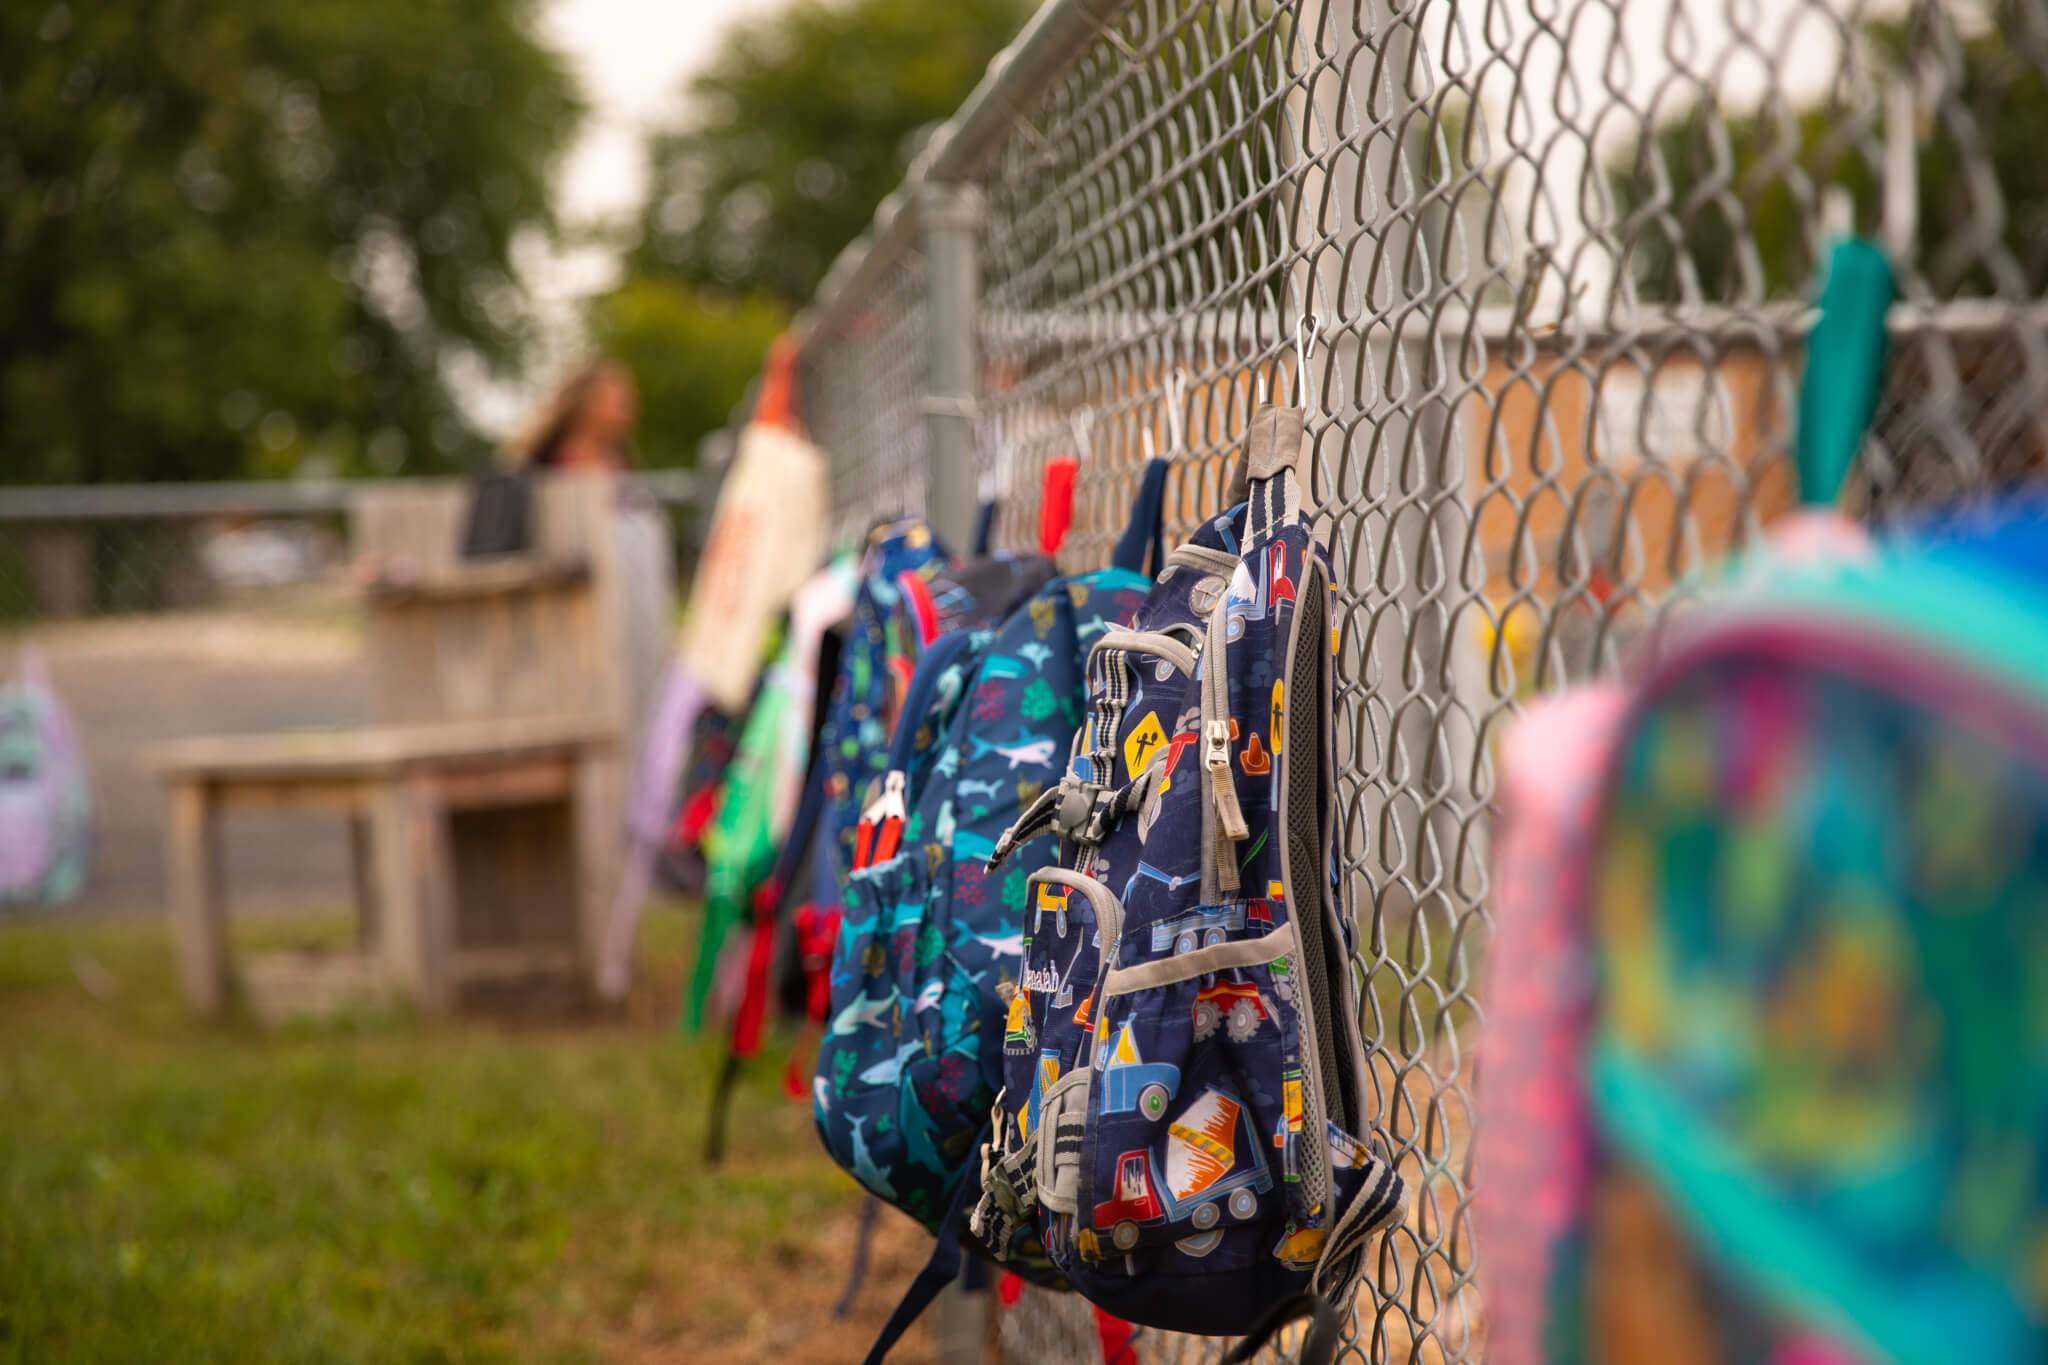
<box><xmin>469</xmin><ymin>0</ymin><xmax>780</xmax><ymax>430</ymax></box>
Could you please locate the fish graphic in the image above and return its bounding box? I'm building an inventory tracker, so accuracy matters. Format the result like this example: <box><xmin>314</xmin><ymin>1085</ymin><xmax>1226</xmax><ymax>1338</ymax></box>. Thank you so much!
<box><xmin>970</xmin><ymin>929</ymin><xmax>1025</xmax><ymax>958</ymax></box>
<box><xmin>847</xmin><ymin>1113</ymin><xmax>897</xmax><ymax>1201</ymax></box>
<box><xmin>858</xmin><ymin>1039</ymin><xmax>923</xmax><ymax>1086</ymax></box>
<box><xmin>969</xmin><ymin>735</ymin><xmax>1057</xmax><ymax>768</ymax></box>
<box><xmin>830</xmin><ymin>989</ymin><xmax>899</xmax><ymax>1036</ymax></box>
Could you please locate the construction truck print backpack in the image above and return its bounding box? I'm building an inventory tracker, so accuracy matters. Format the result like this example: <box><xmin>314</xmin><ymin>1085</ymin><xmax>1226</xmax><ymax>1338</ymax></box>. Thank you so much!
<box><xmin>975</xmin><ymin>407</ymin><xmax>1406</xmax><ymax>1340</ymax></box>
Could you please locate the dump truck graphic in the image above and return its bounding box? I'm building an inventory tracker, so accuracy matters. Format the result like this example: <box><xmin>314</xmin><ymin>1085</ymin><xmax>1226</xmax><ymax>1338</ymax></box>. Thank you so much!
<box><xmin>1191</xmin><ymin>980</ymin><xmax>1270</xmax><ymax>1042</ymax></box>
<box><xmin>1092</xmin><ymin>1087</ymin><xmax>1273</xmax><ymax>1250</ymax></box>
<box><xmin>1098</xmin><ymin>1019</ymin><xmax>1179</xmax><ymax>1121</ymax></box>
<box><xmin>1149</xmin><ymin>902</ymin><xmax>1246</xmax><ymax>955</ymax></box>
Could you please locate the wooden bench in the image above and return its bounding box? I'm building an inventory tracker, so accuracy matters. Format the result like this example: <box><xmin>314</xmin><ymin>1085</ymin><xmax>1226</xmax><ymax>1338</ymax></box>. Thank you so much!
<box><xmin>147</xmin><ymin>715</ymin><xmax>615</xmax><ymax>1020</ymax></box>
<box><xmin>146</xmin><ymin>475</ymin><xmax>671</xmax><ymax>1020</ymax></box>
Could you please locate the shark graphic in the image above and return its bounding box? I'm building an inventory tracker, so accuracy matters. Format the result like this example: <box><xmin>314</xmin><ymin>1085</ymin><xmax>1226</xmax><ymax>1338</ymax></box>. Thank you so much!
<box><xmin>970</xmin><ymin>929</ymin><xmax>1025</xmax><ymax>958</ymax></box>
<box><xmin>813</xmin><ymin>1075</ymin><xmax>831</xmax><ymax>1115</ymax></box>
<box><xmin>956</xmin><ymin>777</ymin><xmax>1003</xmax><ymax>802</ymax></box>
<box><xmin>830</xmin><ymin>989</ymin><xmax>899</xmax><ymax>1036</ymax></box>
<box><xmin>1017</xmin><ymin>642</ymin><xmax>1055</xmax><ymax>671</ymax></box>
<box><xmin>858</xmin><ymin>1039</ymin><xmax>923</xmax><ymax>1086</ymax></box>
<box><xmin>969</xmin><ymin>735</ymin><xmax>1057</xmax><ymax>769</ymax></box>
<box><xmin>914</xmin><ymin>978</ymin><xmax>947</xmax><ymax>1013</ymax></box>
<box><xmin>952</xmin><ymin>830</ymin><xmax>998</xmax><ymax>865</ymax></box>
<box><xmin>981</xmin><ymin>656</ymin><xmax>1028</xmax><ymax>681</ymax></box>
<box><xmin>847</xmin><ymin>1113</ymin><xmax>897</xmax><ymax>1201</ymax></box>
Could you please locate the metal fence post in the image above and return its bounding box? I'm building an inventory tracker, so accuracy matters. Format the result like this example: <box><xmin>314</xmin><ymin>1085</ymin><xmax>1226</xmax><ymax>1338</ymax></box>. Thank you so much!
<box><xmin>919</xmin><ymin>182</ymin><xmax>985</xmax><ymax>554</ymax></box>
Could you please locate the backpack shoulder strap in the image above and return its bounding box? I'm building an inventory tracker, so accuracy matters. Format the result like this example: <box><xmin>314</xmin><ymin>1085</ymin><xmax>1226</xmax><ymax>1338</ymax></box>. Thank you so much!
<box><xmin>1111</xmin><ymin>457</ymin><xmax>1172</xmax><ymax>576</ymax></box>
<box><xmin>1243</xmin><ymin>406</ymin><xmax>1311</xmax><ymax>544</ymax></box>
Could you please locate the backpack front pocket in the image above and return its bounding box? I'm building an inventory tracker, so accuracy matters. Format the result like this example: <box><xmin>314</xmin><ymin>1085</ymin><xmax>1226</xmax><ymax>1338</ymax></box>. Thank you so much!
<box><xmin>1075</xmin><ymin>914</ymin><xmax>1315</xmax><ymax>1274</ymax></box>
<box><xmin>1003</xmin><ymin>870</ymin><xmax>1122</xmax><ymax>1150</ymax></box>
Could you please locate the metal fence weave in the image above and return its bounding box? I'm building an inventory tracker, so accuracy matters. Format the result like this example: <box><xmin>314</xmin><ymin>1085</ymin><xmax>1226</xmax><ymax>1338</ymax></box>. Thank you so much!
<box><xmin>789</xmin><ymin>0</ymin><xmax>2048</xmax><ymax>1359</ymax></box>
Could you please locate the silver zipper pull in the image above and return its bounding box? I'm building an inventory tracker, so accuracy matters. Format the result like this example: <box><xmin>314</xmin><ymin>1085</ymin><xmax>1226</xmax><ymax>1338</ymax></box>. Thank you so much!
<box><xmin>1206</xmin><ymin>719</ymin><xmax>1250</xmax><ymax>841</ymax></box>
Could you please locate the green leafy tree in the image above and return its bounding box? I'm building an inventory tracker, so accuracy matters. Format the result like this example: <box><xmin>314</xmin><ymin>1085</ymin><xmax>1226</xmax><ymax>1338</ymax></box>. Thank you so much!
<box><xmin>627</xmin><ymin>0</ymin><xmax>1032</xmax><ymax>308</ymax></box>
<box><xmin>598</xmin><ymin>0</ymin><xmax>1028</xmax><ymax>475</ymax></box>
<box><xmin>0</xmin><ymin>0</ymin><xmax>580</xmax><ymax>484</ymax></box>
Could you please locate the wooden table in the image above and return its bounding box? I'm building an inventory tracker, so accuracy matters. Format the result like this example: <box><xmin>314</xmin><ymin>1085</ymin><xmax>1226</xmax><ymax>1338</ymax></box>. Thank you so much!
<box><xmin>145</xmin><ymin>714</ymin><xmax>615</xmax><ymax>1019</ymax></box>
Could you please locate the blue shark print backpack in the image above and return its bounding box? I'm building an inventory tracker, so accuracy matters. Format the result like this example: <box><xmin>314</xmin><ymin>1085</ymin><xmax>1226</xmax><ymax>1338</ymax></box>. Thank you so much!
<box><xmin>816</xmin><ymin>519</ymin><xmax>950</xmax><ymax>886</ymax></box>
<box><xmin>973</xmin><ymin>408</ymin><xmax>1407</xmax><ymax>1343</ymax></box>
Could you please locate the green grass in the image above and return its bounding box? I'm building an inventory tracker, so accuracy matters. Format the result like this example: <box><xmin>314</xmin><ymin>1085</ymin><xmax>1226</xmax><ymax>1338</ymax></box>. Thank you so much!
<box><xmin>0</xmin><ymin>908</ymin><xmax>870</xmax><ymax>1364</ymax></box>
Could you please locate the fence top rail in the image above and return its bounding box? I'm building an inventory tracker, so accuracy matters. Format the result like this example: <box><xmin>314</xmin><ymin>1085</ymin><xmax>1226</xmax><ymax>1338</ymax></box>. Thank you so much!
<box><xmin>976</xmin><ymin>297</ymin><xmax>2048</xmax><ymax>356</ymax></box>
<box><xmin>0</xmin><ymin>470</ymin><xmax>700</xmax><ymax>523</ymax></box>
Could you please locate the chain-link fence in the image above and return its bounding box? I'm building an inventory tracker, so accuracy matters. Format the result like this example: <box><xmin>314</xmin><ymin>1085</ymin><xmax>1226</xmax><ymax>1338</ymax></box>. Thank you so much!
<box><xmin>789</xmin><ymin>0</ymin><xmax>2048</xmax><ymax>1358</ymax></box>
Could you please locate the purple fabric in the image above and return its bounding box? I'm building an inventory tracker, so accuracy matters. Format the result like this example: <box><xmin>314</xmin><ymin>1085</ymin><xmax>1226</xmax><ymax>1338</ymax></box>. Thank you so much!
<box><xmin>600</xmin><ymin>661</ymin><xmax>709</xmax><ymax>1001</ymax></box>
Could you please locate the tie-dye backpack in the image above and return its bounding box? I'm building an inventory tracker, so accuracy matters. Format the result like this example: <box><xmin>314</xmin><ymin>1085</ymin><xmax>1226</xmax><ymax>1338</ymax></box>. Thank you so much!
<box><xmin>0</xmin><ymin>648</ymin><xmax>91</xmax><ymax>909</ymax></box>
<box><xmin>973</xmin><ymin>408</ymin><xmax>1406</xmax><ymax>1341</ymax></box>
<box><xmin>1478</xmin><ymin>490</ymin><xmax>2048</xmax><ymax>1365</ymax></box>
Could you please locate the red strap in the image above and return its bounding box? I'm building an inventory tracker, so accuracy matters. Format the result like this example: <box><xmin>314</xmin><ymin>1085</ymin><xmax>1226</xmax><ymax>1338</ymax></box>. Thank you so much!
<box><xmin>672</xmin><ymin>782</ymin><xmax>721</xmax><ymax>848</ymax></box>
<box><xmin>1095</xmin><ymin>1309</ymin><xmax>1137</xmax><ymax>1364</ymax></box>
<box><xmin>896</xmin><ymin>569</ymin><xmax>941</xmax><ymax>648</ymax></box>
<box><xmin>730</xmin><ymin>877</ymin><xmax>784</xmax><ymax>1058</ymax></box>
<box><xmin>1040</xmin><ymin>458</ymin><xmax>1079</xmax><ymax>555</ymax></box>
<box><xmin>783</xmin><ymin>904</ymin><xmax>841</xmax><ymax>1098</ymax></box>
<box><xmin>752</xmin><ymin>333</ymin><xmax>802</xmax><ymax>433</ymax></box>
<box><xmin>871</xmin><ymin>814</ymin><xmax>903</xmax><ymax>866</ymax></box>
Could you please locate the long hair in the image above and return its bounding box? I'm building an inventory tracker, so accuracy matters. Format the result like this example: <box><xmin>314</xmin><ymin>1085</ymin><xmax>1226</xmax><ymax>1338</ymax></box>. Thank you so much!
<box><xmin>500</xmin><ymin>356</ymin><xmax>632</xmax><ymax>470</ymax></box>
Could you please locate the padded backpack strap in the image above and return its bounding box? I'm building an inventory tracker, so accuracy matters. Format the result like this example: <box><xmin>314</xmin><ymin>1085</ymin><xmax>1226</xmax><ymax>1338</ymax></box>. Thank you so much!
<box><xmin>1243</xmin><ymin>406</ymin><xmax>1310</xmax><ymax>543</ymax></box>
<box><xmin>1220</xmin><ymin>1292</ymin><xmax>1342</xmax><ymax>1365</ymax></box>
<box><xmin>1112</xmin><ymin>456</ymin><xmax>1172</xmax><ymax>576</ymax></box>
<box><xmin>861</xmin><ymin>1128</ymin><xmax>986</xmax><ymax>1363</ymax></box>
<box><xmin>972</xmin><ymin>499</ymin><xmax>998</xmax><ymax>557</ymax></box>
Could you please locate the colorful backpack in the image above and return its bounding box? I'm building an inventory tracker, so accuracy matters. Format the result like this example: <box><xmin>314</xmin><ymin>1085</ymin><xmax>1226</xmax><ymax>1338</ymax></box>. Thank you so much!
<box><xmin>0</xmin><ymin>649</ymin><xmax>91</xmax><ymax>908</ymax></box>
<box><xmin>685</xmin><ymin>559</ymin><xmax>857</xmax><ymax>1030</ymax></box>
<box><xmin>816</xmin><ymin>519</ymin><xmax>951</xmax><ymax>881</ymax></box>
<box><xmin>973</xmin><ymin>408</ymin><xmax>1406</xmax><ymax>1340</ymax></box>
<box><xmin>815</xmin><ymin>525</ymin><xmax>1160</xmax><ymax>1360</ymax></box>
<box><xmin>1478</xmin><ymin>490</ymin><xmax>2048</xmax><ymax>1365</ymax></box>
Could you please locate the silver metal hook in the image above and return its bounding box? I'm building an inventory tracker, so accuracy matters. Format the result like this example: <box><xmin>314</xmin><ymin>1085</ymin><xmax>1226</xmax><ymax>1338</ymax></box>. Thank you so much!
<box><xmin>1164</xmin><ymin>367</ymin><xmax>1188</xmax><ymax>458</ymax></box>
<box><xmin>1295</xmin><ymin>312</ymin><xmax>1320</xmax><ymax>415</ymax></box>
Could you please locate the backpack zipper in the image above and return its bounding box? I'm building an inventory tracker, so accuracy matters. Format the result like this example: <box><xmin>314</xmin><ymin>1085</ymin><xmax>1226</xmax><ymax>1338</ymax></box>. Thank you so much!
<box><xmin>1202</xmin><ymin>591</ymin><xmax>1250</xmax><ymax>894</ymax></box>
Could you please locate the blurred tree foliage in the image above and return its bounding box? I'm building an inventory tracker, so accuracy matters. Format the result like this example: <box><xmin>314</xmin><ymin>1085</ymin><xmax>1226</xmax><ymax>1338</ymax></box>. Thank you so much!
<box><xmin>591</xmin><ymin>279</ymin><xmax>784</xmax><ymax>471</ymax></box>
<box><xmin>628</xmin><ymin>0</ymin><xmax>1030</xmax><ymax>307</ymax></box>
<box><xmin>599</xmin><ymin>0</ymin><xmax>1028</xmax><ymax>471</ymax></box>
<box><xmin>1611</xmin><ymin>10</ymin><xmax>2048</xmax><ymax>302</ymax></box>
<box><xmin>0</xmin><ymin>0</ymin><xmax>579</xmax><ymax>484</ymax></box>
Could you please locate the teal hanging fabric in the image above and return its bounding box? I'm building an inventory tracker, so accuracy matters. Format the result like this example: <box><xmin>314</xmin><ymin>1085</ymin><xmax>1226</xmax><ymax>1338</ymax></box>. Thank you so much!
<box><xmin>1794</xmin><ymin>238</ymin><xmax>1896</xmax><ymax>505</ymax></box>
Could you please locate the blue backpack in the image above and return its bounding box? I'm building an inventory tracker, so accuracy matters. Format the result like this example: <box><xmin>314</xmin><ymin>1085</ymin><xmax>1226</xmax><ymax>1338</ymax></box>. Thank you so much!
<box><xmin>973</xmin><ymin>409</ymin><xmax>1407</xmax><ymax>1341</ymax></box>
<box><xmin>814</xmin><ymin>499</ymin><xmax>1164</xmax><ymax>1362</ymax></box>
